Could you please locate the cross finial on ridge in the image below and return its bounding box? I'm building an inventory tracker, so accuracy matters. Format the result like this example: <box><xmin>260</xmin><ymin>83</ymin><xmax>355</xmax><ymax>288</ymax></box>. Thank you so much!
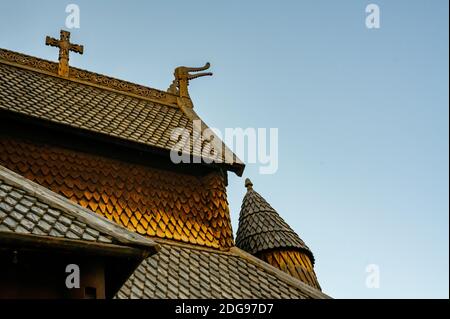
<box><xmin>45</xmin><ymin>30</ymin><xmax>84</xmax><ymax>77</ymax></box>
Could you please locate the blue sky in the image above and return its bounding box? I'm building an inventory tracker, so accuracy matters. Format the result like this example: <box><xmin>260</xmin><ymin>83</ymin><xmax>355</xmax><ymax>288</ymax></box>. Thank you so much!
<box><xmin>0</xmin><ymin>0</ymin><xmax>448</xmax><ymax>298</ymax></box>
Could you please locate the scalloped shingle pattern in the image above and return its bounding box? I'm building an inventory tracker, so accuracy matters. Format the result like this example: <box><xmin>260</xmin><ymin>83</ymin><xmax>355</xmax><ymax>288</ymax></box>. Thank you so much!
<box><xmin>0</xmin><ymin>138</ymin><xmax>234</xmax><ymax>249</ymax></box>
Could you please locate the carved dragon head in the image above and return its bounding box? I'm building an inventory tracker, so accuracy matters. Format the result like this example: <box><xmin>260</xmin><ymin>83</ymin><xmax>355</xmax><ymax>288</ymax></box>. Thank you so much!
<box><xmin>168</xmin><ymin>62</ymin><xmax>213</xmax><ymax>98</ymax></box>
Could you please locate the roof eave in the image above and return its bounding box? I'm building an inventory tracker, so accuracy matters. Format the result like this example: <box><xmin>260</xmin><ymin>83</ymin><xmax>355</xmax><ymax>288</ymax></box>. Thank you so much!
<box><xmin>0</xmin><ymin>165</ymin><xmax>160</xmax><ymax>253</ymax></box>
<box><xmin>0</xmin><ymin>231</ymin><xmax>151</xmax><ymax>259</ymax></box>
<box><xmin>0</xmin><ymin>231</ymin><xmax>151</xmax><ymax>299</ymax></box>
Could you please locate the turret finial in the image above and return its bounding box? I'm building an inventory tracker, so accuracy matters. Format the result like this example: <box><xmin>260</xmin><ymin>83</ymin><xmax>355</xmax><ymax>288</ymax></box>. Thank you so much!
<box><xmin>245</xmin><ymin>178</ymin><xmax>253</xmax><ymax>190</ymax></box>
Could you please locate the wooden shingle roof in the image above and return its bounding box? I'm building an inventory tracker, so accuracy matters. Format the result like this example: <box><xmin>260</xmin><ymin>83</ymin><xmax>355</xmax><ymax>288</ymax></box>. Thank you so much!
<box><xmin>0</xmin><ymin>44</ymin><xmax>328</xmax><ymax>298</ymax></box>
<box><xmin>235</xmin><ymin>179</ymin><xmax>314</xmax><ymax>263</ymax></box>
<box><xmin>0</xmin><ymin>165</ymin><xmax>160</xmax><ymax>298</ymax></box>
<box><xmin>117</xmin><ymin>239</ymin><xmax>329</xmax><ymax>299</ymax></box>
<box><xmin>0</xmin><ymin>49</ymin><xmax>244</xmax><ymax>176</ymax></box>
<box><xmin>0</xmin><ymin>165</ymin><xmax>159</xmax><ymax>252</ymax></box>
<box><xmin>0</xmin><ymin>138</ymin><xmax>235</xmax><ymax>249</ymax></box>
<box><xmin>0</xmin><ymin>177</ymin><xmax>113</xmax><ymax>244</ymax></box>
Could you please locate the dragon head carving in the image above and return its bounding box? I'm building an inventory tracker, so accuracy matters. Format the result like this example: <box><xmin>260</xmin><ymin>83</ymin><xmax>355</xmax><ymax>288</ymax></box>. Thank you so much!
<box><xmin>168</xmin><ymin>62</ymin><xmax>213</xmax><ymax>98</ymax></box>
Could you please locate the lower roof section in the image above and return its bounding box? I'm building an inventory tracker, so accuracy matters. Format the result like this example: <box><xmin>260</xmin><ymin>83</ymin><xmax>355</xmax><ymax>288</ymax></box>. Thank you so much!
<box><xmin>116</xmin><ymin>239</ymin><xmax>329</xmax><ymax>299</ymax></box>
<box><xmin>0</xmin><ymin>164</ymin><xmax>159</xmax><ymax>252</ymax></box>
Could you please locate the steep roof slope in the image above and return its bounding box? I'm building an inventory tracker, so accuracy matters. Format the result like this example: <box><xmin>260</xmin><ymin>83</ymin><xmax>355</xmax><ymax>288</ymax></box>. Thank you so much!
<box><xmin>117</xmin><ymin>239</ymin><xmax>329</xmax><ymax>299</ymax></box>
<box><xmin>0</xmin><ymin>49</ymin><xmax>244</xmax><ymax>175</ymax></box>
<box><xmin>236</xmin><ymin>179</ymin><xmax>314</xmax><ymax>261</ymax></box>
<box><xmin>0</xmin><ymin>165</ymin><xmax>160</xmax><ymax>297</ymax></box>
<box><xmin>0</xmin><ymin>165</ymin><xmax>158</xmax><ymax>251</ymax></box>
<box><xmin>235</xmin><ymin>179</ymin><xmax>321</xmax><ymax>290</ymax></box>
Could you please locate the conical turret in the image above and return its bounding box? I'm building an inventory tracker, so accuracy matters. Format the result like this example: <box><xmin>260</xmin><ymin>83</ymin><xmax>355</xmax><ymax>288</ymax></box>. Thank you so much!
<box><xmin>236</xmin><ymin>178</ymin><xmax>321</xmax><ymax>290</ymax></box>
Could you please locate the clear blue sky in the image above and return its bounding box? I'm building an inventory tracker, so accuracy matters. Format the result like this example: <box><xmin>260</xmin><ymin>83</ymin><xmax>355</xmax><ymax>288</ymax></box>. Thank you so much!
<box><xmin>0</xmin><ymin>0</ymin><xmax>448</xmax><ymax>298</ymax></box>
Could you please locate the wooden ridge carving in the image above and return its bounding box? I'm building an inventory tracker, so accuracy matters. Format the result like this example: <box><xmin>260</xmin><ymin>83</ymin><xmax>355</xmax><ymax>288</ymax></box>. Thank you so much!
<box><xmin>0</xmin><ymin>48</ymin><xmax>58</xmax><ymax>73</ymax></box>
<box><xmin>45</xmin><ymin>30</ymin><xmax>84</xmax><ymax>77</ymax></box>
<box><xmin>168</xmin><ymin>62</ymin><xmax>212</xmax><ymax>99</ymax></box>
<box><xmin>0</xmin><ymin>48</ymin><xmax>178</xmax><ymax>106</ymax></box>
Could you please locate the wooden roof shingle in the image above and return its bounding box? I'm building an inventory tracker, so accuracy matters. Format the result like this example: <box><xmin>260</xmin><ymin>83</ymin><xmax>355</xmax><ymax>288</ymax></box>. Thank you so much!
<box><xmin>235</xmin><ymin>179</ymin><xmax>315</xmax><ymax>263</ymax></box>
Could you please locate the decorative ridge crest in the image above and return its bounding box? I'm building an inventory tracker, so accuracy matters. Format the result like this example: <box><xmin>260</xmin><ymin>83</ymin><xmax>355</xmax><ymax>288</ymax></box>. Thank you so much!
<box><xmin>0</xmin><ymin>48</ymin><xmax>179</xmax><ymax>107</ymax></box>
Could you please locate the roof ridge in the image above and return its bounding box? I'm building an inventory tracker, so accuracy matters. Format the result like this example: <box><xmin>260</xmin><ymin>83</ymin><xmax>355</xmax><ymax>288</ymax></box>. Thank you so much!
<box><xmin>0</xmin><ymin>49</ymin><xmax>245</xmax><ymax>176</ymax></box>
<box><xmin>0</xmin><ymin>165</ymin><xmax>158</xmax><ymax>251</ymax></box>
<box><xmin>0</xmin><ymin>48</ymin><xmax>179</xmax><ymax>108</ymax></box>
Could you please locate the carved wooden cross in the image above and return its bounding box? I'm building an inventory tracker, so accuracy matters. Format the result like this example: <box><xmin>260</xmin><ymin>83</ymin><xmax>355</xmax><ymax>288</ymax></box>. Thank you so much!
<box><xmin>45</xmin><ymin>30</ymin><xmax>84</xmax><ymax>77</ymax></box>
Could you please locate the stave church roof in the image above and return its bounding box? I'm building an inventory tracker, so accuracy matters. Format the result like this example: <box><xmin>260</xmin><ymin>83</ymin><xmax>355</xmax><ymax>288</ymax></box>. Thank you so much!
<box><xmin>0</xmin><ymin>165</ymin><xmax>328</xmax><ymax>299</ymax></box>
<box><xmin>117</xmin><ymin>240</ymin><xmax>326</xmax><ymax>299</ymax></box>
<box><xmin>0</xmin><ymin>30</ymin><xmax>328</xmax><ymax>299</ymax></box>
<box><xmin>0</xmin><ymin>48</ymin><xmax>244</xmax><ymax>176</ymax></box>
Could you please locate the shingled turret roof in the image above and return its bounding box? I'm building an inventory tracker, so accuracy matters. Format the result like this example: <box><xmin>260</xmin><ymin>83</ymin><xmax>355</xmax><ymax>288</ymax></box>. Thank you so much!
<box><xmin>235</xmin><ymin>178</ymin><xmax>315</xmax><ymax>263</ymax></box>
